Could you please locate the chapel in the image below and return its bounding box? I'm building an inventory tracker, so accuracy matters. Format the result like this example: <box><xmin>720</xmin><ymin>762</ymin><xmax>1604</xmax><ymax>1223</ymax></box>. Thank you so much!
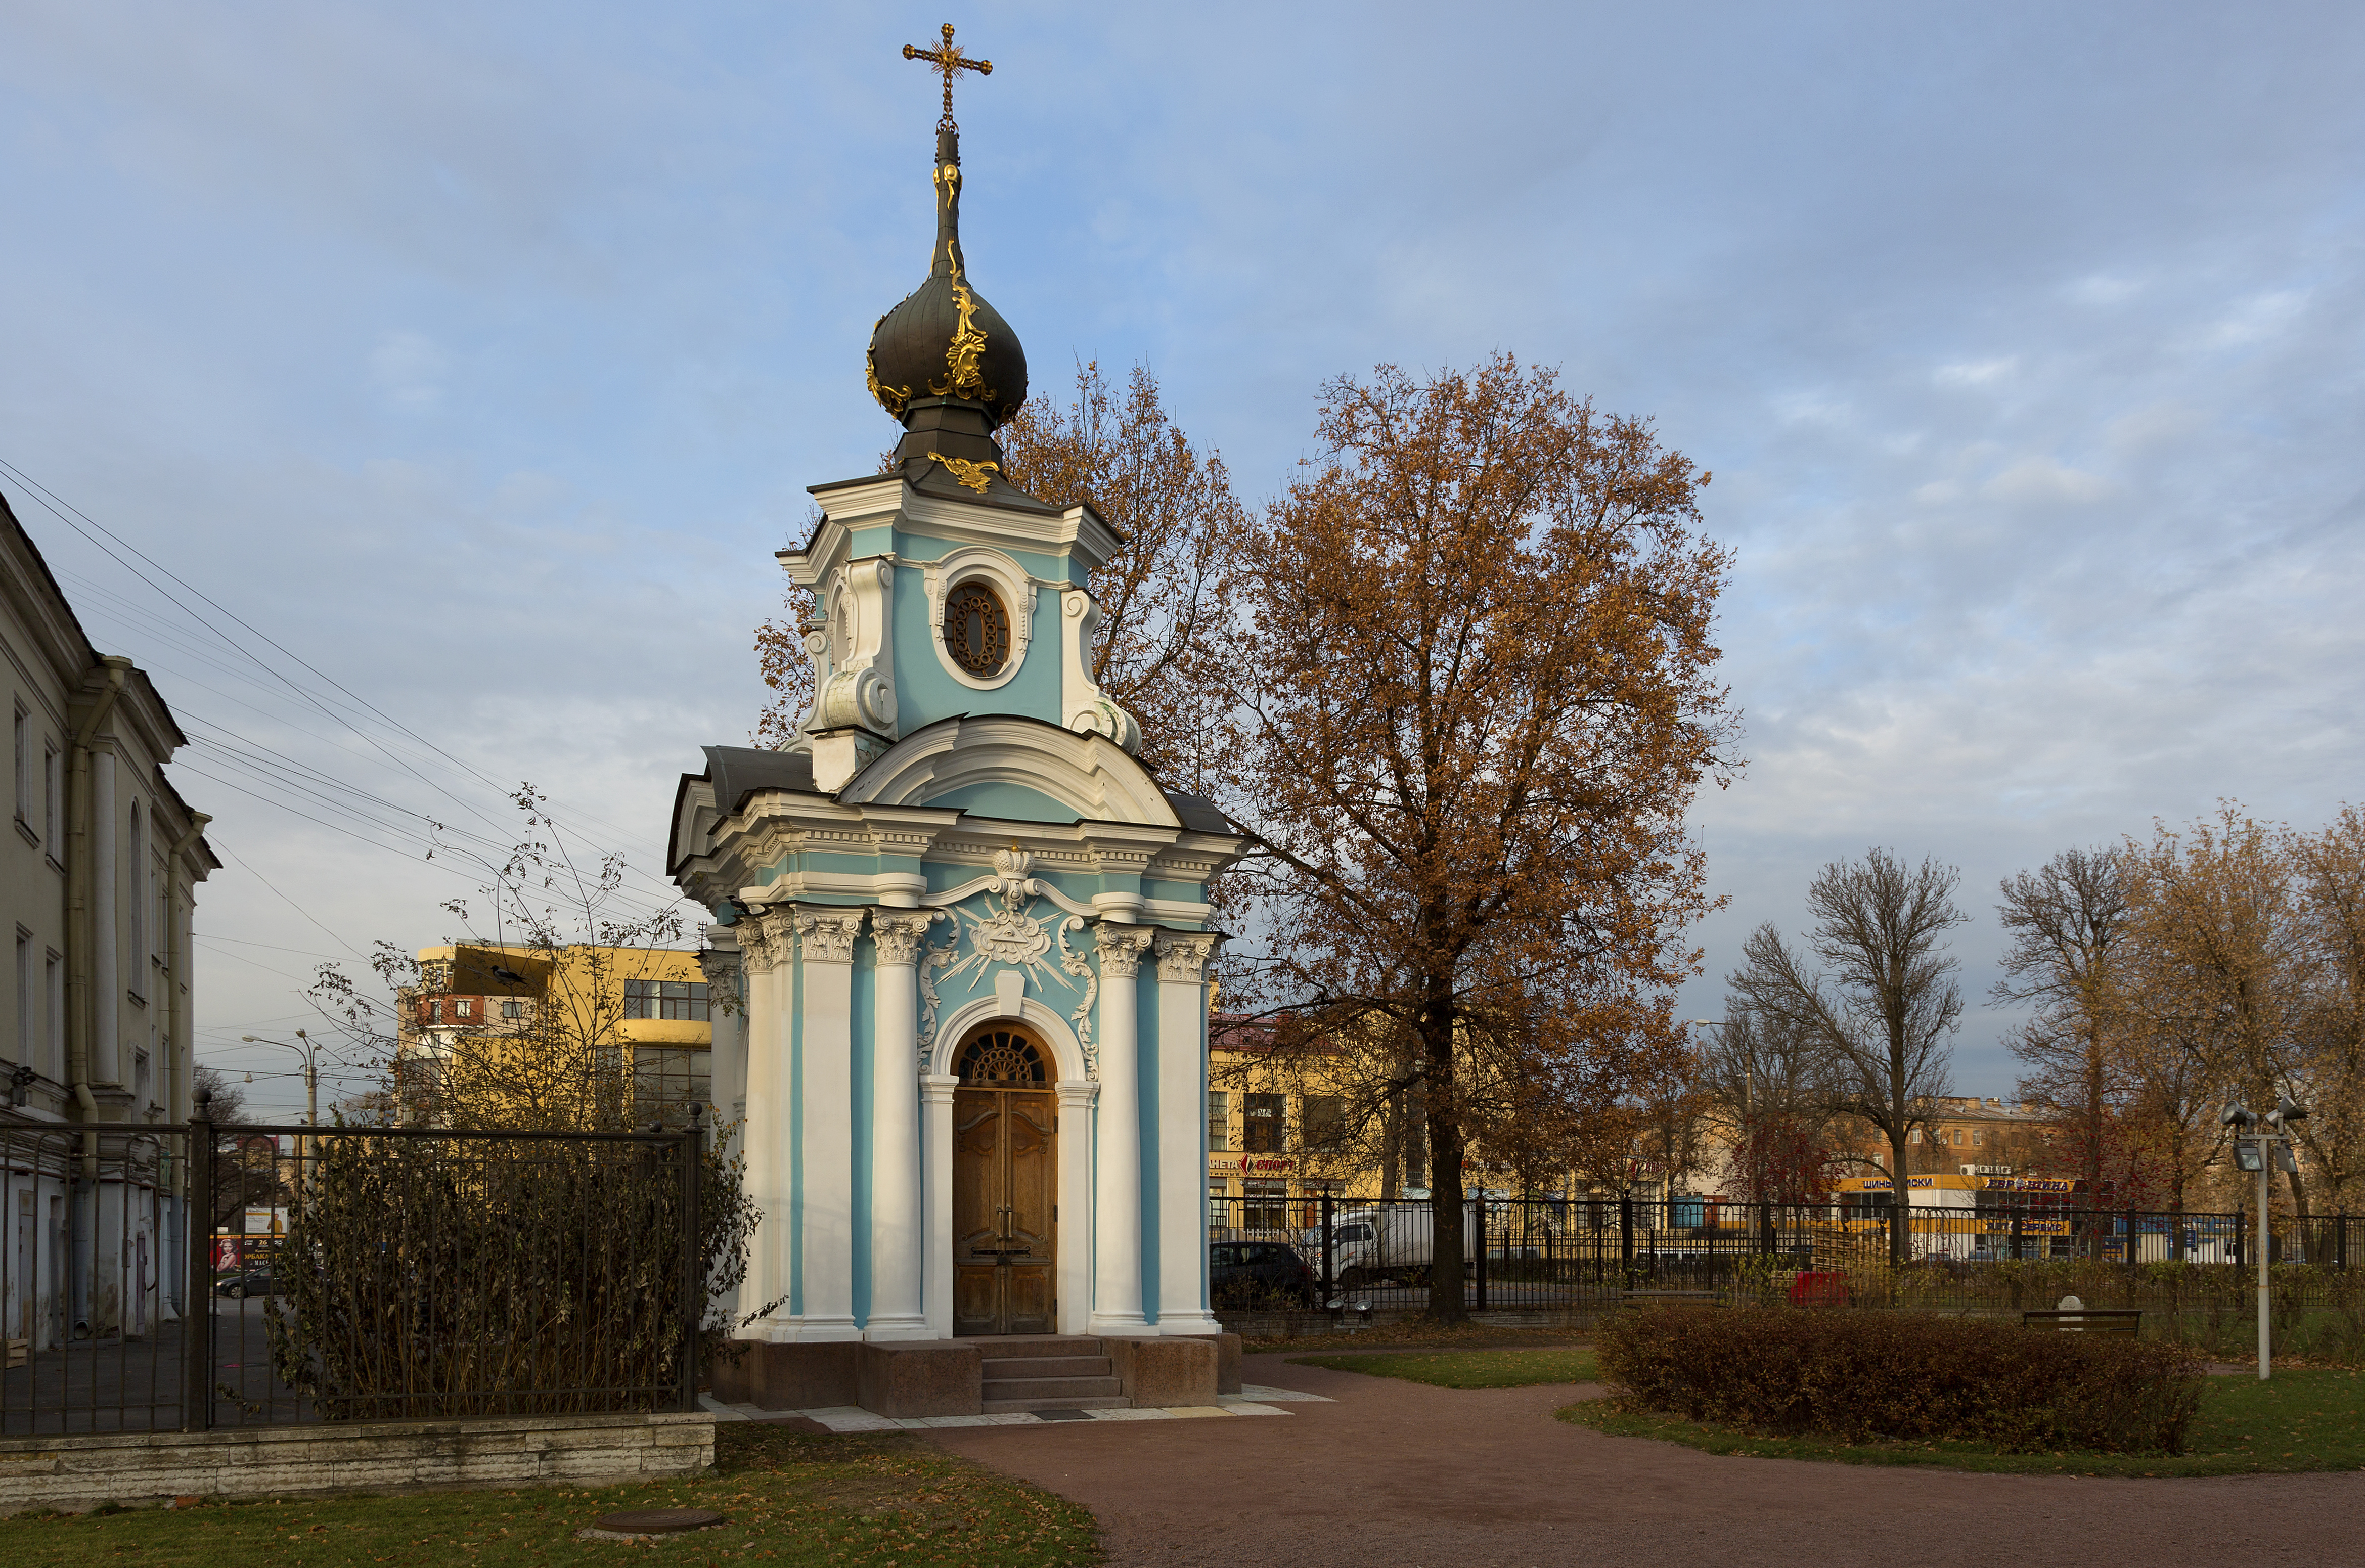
<box><xmin>668</xmin><ymin>27</ymin><xmax>1243</xmax><ymax>1413</ymax></box>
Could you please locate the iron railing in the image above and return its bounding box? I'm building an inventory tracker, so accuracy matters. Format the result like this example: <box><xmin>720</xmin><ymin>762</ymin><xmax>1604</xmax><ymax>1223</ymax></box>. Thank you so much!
<box><xmin>0</xmin><ymin>1101</ymin><xmax>705</xmax><ymax>1435</ymax></box>
<box><xmin>1208</xmin><ymin>1192</ymin><xmax>2365</xmax><ymax>1355</ymax></box>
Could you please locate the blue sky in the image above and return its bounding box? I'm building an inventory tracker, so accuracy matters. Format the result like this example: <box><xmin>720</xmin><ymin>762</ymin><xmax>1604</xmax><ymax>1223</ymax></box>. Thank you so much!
<box><xmin>2</xmin><ymin>3</ymin><xmax>2358</xmax><ymax>1116</ymax></box>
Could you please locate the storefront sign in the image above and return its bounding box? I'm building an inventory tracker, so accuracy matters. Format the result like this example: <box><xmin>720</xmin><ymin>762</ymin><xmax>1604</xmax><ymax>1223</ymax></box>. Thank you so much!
<box><xmin>1207</xmin><ymin>1155</ymin><xmax>1293</xmax><ymax>1176</ymax></box>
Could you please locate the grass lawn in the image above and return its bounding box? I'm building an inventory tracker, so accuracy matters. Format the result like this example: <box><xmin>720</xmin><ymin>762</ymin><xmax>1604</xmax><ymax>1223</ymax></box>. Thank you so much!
<box><xmin>1559</xmin><ymin>1368</ymin><xmax>2365</xmax><ymax>1476</ymax></box>
<box><xmin>4</xmin><ymin>1423</ymin><xmax>1100</xmax><ymax>1566</ymax></box>
<box><xmin>1288</xmin><ymin>1347</ymin><xmax>1599</xmax><ymax>1388</ymax></box>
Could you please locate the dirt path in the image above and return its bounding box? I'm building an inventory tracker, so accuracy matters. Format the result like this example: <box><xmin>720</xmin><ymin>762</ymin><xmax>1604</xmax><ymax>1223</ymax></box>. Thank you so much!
<box><xmin>922</xmin><ymin>1351</ymin><xmax>2365</xmax><ymax>1568</ymax></box>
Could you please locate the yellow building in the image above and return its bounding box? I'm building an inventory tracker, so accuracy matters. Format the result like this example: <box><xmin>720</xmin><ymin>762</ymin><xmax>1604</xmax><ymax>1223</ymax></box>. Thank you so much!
<box><xmin>397</xmin><ymin>943</ymin><xmax>716</xmax><ymax>1129</ymax></box>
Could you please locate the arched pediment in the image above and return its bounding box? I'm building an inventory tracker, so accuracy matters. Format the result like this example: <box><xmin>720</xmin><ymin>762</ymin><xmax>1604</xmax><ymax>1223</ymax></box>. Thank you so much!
<box><xmin>837</xmin><ymin>714</ymin><xmax>1180</xmax><ymax>828</ymax></box>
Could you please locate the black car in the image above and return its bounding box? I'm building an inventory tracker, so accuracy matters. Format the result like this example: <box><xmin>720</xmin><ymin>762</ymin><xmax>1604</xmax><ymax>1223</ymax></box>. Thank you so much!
<box><xmin>1210</xmin><ymin>1240</ymin><xmax>1317</xmax><ymax>1308</ymax></box>
<box><xmin>214</xmin><ymin>1268</ymin><xmax>281</xmax><ymax>1300</ymax></box>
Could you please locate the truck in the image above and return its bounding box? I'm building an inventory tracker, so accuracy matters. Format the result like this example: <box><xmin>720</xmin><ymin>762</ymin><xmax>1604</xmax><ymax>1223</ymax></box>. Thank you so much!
<box><xmin>1326</xmin><ymin>1203</ymin><xmax>1482</xmax><ymax>1289</ymax></box>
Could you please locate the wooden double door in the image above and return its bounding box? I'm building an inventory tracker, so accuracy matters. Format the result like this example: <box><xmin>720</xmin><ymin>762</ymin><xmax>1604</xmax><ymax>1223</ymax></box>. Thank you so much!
<box><xmin>951</xmin><ymin>1029</ymin><xmax>1057</xmax><ymax>1336</ymax></box>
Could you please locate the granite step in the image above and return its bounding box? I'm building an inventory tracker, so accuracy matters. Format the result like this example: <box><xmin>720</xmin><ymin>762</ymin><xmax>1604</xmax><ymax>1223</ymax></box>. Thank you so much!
<box><xmin>967</xmin><ymin>1335</ymin><xmax>1106</xmax><ymax>1359</ymax></box>
<box><xmin>980</xmin><ymin>1394</ymin><xmax>1131</xmax><ymax>1414</ymax></box>
<box><xmin>980</xmin><ymin>1354</ymin><xmax>1114</xmax><ymax>1381</ymax></box>
<box><xmin>980</xmin><ymin>1373</ymin><xmax>1124</xmax><ymax>1403</ymax></box>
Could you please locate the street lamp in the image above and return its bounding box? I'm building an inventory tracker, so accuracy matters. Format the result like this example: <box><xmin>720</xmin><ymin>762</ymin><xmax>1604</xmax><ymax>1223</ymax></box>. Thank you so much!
<box><xmin>2222</xmin><ymin>1098</ymin><xmax>2307</xmax><ymax>1380</ymax></box>
<box><xmin>242</xmin><ymin>1031</ymin><xmax>318</xmax><ymax>1214</ymax></box>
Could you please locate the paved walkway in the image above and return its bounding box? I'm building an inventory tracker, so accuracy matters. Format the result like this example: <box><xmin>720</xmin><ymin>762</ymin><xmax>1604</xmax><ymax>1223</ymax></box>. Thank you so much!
<box><xmin>923</xmin><ymin>1351</ymin><xmax>2365</xmax><ymax>1568</ymax></box>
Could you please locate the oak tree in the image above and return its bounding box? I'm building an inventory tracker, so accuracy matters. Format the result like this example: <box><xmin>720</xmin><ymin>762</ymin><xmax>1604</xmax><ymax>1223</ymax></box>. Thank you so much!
<box><xmin>1208</xmin><ymin>355</ymin><xmax>1736</xmax><ymax>1321</ymax></box>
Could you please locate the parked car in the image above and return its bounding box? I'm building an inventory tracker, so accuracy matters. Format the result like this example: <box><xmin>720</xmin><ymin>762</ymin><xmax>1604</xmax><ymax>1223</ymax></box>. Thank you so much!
<box><xmin>214</xmin><ymin>1268</ymin><xmax>281</xmax><ymax>1300</ymax></box>
<box><xmin>1211</xmin><ymin>1240</ymin><xmax>1317</xmax><ymax>1308</ymax></box>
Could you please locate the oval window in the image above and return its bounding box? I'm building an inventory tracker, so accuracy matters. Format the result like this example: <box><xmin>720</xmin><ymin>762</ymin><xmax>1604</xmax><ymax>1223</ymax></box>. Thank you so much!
<box><xmin>942</xmin><ymin>581</ymin><xmax>1011</xmax><ymax>677</ymax></box>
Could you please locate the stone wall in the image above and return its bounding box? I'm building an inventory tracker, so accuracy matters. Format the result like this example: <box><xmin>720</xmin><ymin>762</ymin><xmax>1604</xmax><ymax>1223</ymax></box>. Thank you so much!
<box><xmin>0</xmin><ymin>1412</ymin><xmax>713</xmax><ymax>1515</ymax></box>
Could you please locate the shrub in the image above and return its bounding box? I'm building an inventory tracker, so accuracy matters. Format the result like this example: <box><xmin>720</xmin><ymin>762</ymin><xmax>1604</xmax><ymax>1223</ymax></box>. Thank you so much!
<box><xmin>1596</xmin><ymin>1306</ymin><xmax>2204</xmax><ymax>1454</ymax></box>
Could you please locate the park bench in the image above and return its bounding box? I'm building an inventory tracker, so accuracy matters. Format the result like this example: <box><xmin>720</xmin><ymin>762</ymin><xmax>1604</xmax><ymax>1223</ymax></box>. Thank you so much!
<box><xmin>1622</xmin><ymin>1288</ymin><xmax>1717</xmax><ymax>1307</ymax></box>
<box><xmin>2021</xmin><ymin>1308</ymin><xmax>2141</xmax><ymax>1335</ymax></box>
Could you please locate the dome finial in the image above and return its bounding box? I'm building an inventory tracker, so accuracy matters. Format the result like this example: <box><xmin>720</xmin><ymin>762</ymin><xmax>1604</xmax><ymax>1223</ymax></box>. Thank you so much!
<box><xmin>867</xmin><ymin>21</ymin><xmax>1028</xmax><ymax>462</ymax></box>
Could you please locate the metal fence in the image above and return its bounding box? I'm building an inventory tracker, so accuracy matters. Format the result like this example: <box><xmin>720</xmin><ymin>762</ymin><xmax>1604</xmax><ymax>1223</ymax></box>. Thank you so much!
<box><xmin>1209</xmin><ymin>1192</ymin><xmax>2365</xmax><ymax>1326</ymax></box>
<box><xmin>1</xmin><ymin>1101</ymin><xmax>703</xmax><ymax>1436</ymax></box>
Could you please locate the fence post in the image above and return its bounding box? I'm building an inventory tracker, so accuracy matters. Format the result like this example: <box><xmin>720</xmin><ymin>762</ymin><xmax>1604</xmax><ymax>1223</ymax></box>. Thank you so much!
<box><xmin>2339</xmin><ymin>1213</ymin><xmax>2349</xmax><ymax>1272</ymax></box>
<box><xmin>1619</xmin><ymin>1194</ymin><xmax>1634</xmax><ymax>1278</ymax></box>
<box><xmin>2126</xmin><ymin>1208</ymin><xmax>2139</xmax><ymax>1271</ymax></box>
<box><xmin>677</xmin><ymin>1107</ymin><xmax>704</xmax><ymax>1414</ymax></box>
<box><xmin>1319</xmin><ymin>1192</ymin><xmax>1333</xmax><ymax>1304</ymax></box>
<box><xmin>1473</xmin><ymin>1197</ymin><xmax>1488</xmax><ymax>1311</ymax></box>
<box><xmin>2234</xmin><ymin>1204</ymin><xmax>2246</xmax><ymax>1271</ymax></box>
<box><xmin>2010</xmin><ymin>1208</ymin><xmax>2024</xmax><ymax>1262</ymax></box>
<box><xmin>183</xmin><ymin>1095</ymin><xmax>214</xmax><ymax>1433</ymax></box>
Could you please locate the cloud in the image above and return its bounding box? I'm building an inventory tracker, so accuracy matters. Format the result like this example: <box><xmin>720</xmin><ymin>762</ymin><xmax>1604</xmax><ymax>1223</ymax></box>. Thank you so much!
<box><xmin>369</xmin><ymin>331</ymin><xmax>449</xmax><ymax>412</ymax></box>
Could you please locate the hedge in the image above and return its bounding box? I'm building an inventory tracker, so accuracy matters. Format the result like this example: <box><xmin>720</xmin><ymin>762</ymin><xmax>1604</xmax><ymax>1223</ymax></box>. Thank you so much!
<box><xmin>1595</xmin><ymin>1306</ymin><xmax>2204</xmax><ymax>1454</ymax></box>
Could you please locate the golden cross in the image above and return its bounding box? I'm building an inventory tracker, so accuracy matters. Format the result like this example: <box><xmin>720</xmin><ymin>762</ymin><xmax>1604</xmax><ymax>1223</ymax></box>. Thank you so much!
<box><xmin>902</xmin><ymin>22</ymin><xmax>992</xmax><ymax>130</ymax></box>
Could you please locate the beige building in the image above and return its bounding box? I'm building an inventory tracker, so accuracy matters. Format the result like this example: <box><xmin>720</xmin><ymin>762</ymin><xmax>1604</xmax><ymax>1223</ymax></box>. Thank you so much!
<box><xmin>2</xmin><ymin>491</ymin><xmax>215</xmax><ymax>1345</ymax></box>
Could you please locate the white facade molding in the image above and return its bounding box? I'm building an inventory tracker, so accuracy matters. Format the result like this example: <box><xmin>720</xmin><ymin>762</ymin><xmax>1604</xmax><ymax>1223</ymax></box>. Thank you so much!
<box><xmin>835</xmin><ymin>715</ymin><xmax>1178</xmax><ymax>827</ymax></box>
<box><xmin>1058</xmin><ymin>588</ymin><xmax>1141</xmax><ymax>754</ymax></box>
<box><xmin>922</xmin><ymin>546</ymin><xmax>1037</xmax><ymax>691</ymax></box>
<box><xmin>813</xmin><ymin>558</ymin><xmax>899</xmax><ymax>737</ymax></box>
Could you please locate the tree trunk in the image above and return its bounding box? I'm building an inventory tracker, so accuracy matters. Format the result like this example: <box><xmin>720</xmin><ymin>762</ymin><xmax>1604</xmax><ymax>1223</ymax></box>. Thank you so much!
<box><xmin>1422</xmin><ymin>1005</ymin><xmax>1466</xmax><ymax>1323</ymax></box>
<box><xmin>1887</xmin><ymin>1128</ymin><xmax>1911</xmax><ymax>1266</ymax></box>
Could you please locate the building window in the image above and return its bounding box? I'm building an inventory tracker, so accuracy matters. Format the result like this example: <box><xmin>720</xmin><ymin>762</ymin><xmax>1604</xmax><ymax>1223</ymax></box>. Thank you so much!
<box><xmin>11</xmin><ymin>706</ymin><xmax>26</xmax><ymax>827</ymax></box>
<box><xmin>631</xmin><ymin>1046</ymin><xmax>711</xmax><ymax>1128</ymax></box>
<box><xmin>1243</xmin><ymin>1093</ymin><xmax>1286</xmax><ymax>1154</ymax></box>
<box><xmin>44</xmin><ymin>745</ymin><xmax>60</xmax><ymax>851</ymax></box>
<box><xmin>1301</xmin><ymin>1095</ymin><xmax>1344</xmax><ymax>1151</ymax></box>
<box><xmin>1908</xmin><ymin>1129</ymin><xmax>1922</xmax><ymax>1144</ymax></box>
<box><xmin>1207</xmin><ymin>1092</ymin><xmax>1229</xmax><ymax>1152</ymax></box>
<box><xmin>1242</xmin><ymin>1179</ymin><xmax>1288</xmax><ymax>1233</ymax></box>
<box><xmin>455</xmin><ymin>998</ymin><xmax>472</xmax><ymax>1018</ymax></box>
<box><xmin>127</xmin><ymin>802</ymin><xmax>144</xmax><ymax>982</ymax></box>
<box><xmin>501</xmin><ymin>998</ymin><xmax>523</xmax><ymax>1020</ymax></box>
<box><xmin>625</xmin><ymin>979</ymin><xmax>710</xmax><ymax>1021</ymax></box>
<box><xmin>1208</xmin><ymin>1180</ymin><xmax>1231</xmax><ymax>1231</ymax></box>
<box><xmin>46</xmin><ymin>951</ymin><xmax>62</xmax><ymax>1078</ymax></box>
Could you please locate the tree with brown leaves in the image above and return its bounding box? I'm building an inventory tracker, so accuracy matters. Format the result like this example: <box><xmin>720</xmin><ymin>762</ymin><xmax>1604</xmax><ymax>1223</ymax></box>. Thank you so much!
<box><xmin>1209</xmin><ymin>355</ymin><xmax>1736</xmax><ymax>1322</ymax></box>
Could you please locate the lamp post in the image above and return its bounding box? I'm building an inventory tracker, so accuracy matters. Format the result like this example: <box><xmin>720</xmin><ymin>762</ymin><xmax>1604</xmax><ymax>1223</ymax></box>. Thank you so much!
<box><xmin>241</xmin><ymin>1031</ymin><xmax>318</xmax><ymax>1216</ymax></box>
<box><xmin>2223</xmin><ymin>1098</ymin><xmax>2307</xmax><ymax>1380</ymax></box>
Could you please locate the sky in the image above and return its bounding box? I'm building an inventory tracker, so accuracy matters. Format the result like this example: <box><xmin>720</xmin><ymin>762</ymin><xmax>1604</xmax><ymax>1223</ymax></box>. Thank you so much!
<box><xmin>1</xmin><ymin>2</ymin><xmax>2359</xmax><ymax>1117</ymax></box>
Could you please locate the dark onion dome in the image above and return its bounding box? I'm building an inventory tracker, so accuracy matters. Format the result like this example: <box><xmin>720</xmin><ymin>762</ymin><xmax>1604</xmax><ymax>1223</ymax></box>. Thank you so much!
<box><xmin>867</xmin><ymin>124</ymin><xmax>1028</xmax><ymax>429</ymax></box>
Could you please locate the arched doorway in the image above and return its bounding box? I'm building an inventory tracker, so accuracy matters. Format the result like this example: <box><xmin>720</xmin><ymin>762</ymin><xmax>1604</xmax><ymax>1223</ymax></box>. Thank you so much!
<box><xmin>951</xmin><ymin>1024</ymin><xmax>1057</xmax><ymax>1336</ymax></box>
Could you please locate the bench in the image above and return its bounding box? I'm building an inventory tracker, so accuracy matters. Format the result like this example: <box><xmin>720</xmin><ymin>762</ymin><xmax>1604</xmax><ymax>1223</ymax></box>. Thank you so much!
<box><xmin>1622</xmin><ymin>1289</ymin><xmax>1717</xmax><ymax>1307</ymax></box>
<box><xmin>2022</xmin><ymin>1309</ymin><xmax>2141</xmax><ymax>1335</ymax></box>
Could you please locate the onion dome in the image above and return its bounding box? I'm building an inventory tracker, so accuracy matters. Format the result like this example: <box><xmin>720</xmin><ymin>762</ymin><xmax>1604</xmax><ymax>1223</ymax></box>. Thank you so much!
<box><xmin>866</xmin><ymin>123</ymin><xmax>1029</xmax><ymax>436</ymax></box>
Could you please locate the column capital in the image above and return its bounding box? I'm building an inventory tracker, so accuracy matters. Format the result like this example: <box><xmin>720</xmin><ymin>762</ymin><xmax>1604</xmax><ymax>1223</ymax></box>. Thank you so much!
<box><xmin>1094</xmin><ymin>923</ymin><xmax>1157</xmax><ymax>978</ymax></box>
<box><xmin>1055</xmin><ymin>1078</ymin><xmax>1100</xmax><ymax>1108</ymax></box>
<box><xmin>1153</xmin><ymin>931</ymin><xmax>1222</xmax><ymax>984</ymax></box>
<box><xmin>794</xmin><ymin>907</ymin><xmax>867</xmax><ymax>965</ymax></box>
<box><xmin>920</xmin><ymin>1072</ymin><xmax>961</xmax><ymax>1106</ymax></box>
<box><xmin>870</xmin><ymin>908</ymin><xmax>944</xmax><ymax>967</ymax></box>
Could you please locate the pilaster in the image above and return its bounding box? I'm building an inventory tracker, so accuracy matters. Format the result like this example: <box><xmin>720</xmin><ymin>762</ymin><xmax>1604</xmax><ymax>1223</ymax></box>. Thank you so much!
<box><xmin>1090</xmin><ymin>924</ymin><xmax>1155</xmax><ymax>1335</ymax></box>
<box><xmin>794</xmin><ymin>907</ymin><xmax>866</xmax><ymax>1341</ymax></box>
<box><xmin>1153</xmin><ymin>932</ymin><xmax>1223</xmax><ymax>1333</ymax></box>
<box><xmin>865</xmin><ymin>909</ymin><xmax>939</xmax><ymax>1340</ymax></box>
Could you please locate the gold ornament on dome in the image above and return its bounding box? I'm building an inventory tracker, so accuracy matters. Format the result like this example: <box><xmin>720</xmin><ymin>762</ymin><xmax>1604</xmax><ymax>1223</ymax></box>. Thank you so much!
<box><xmin>929</xmin><ymin>278</ymin><xmax>995</xmax><ymax>404</ymax></box>
<box><xmin>926</xmin><ymin>451</ymin><xmax>1000</xmax><ymax>494</ymax></box>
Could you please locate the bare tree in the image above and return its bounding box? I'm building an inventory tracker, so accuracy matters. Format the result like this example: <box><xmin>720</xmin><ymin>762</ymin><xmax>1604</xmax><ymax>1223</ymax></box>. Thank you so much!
<box><xmin>1994</xmin><ymin>848</ymin><xmax>2129</xmax><ymax>1201</ymax></box>
<box><xmin>1728</xmin><ymin>849</ymin><xmax>1966</xmax><ymax>1262</ymax></box>
<box><xmin>1698</xmin><ymin>1007</ymin><xmax>1849</xmax><ymax>1204</ymax></box>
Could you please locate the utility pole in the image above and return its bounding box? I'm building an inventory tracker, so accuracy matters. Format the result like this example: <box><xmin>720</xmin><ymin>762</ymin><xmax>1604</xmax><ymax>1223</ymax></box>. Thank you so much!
<box><xmin>241</xmin><ymin>1031</ymin><xmax>318</xmax><ymax>1217</ymax></box>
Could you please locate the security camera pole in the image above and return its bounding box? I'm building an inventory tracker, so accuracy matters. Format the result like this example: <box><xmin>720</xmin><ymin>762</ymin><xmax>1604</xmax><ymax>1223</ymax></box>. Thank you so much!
<box><xmin>2222</xmin><ymin>1098</ymin><xmax>2307</xmax><ymax>1380</ymax></box>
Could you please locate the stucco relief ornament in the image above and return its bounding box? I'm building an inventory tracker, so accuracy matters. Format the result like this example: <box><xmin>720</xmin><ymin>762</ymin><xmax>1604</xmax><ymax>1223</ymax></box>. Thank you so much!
<box><xmin>1056</xmin><ymin>916</ymin><xmax>1098</xmax><ymax>1080</ymax></box>
<box><xmin>916</xmin><ymin>928</ymin><xmax>960</xmax><ymax>1068</ymax></box>
<box><xmin>936</xmin><ymin>846</ymin><xmax>1083</xmax><ymax>999</ymax></box>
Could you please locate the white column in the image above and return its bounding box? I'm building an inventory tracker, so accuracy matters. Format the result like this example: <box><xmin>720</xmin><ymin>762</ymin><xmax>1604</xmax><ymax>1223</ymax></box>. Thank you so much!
<box><xmin>794</xmin><ymin>909</ymin><xmax>865</xmax><ymax>1341</ymax></box>
<box><xmin>739</xmin><ymin>913</ymin><xmax>791</xmax><ymax>1338</ymax></box>
<box><xmin>1055</xmin><ymin>1078</ymin><xmax>1098</xmax><ymax>1336</ymax></box>
<box><xmin>1091</xmin><ymin>925</ymin><xmax>1155</xmax><ymax>1335</ymax></box>
<box><xmin>1155</xmin><ymin>933</ymin><xmax>1224</xmax><ymax>1333</ymax></box>
<box><xmin>921</xmin><ymin>1073</ymin><xmax>959</xmax><ymax>1339</ymax></box>
<box><xmin>865</xmin><ymin>910</ymin><xmax>936</xmax><ymax>1340</ymax></box>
